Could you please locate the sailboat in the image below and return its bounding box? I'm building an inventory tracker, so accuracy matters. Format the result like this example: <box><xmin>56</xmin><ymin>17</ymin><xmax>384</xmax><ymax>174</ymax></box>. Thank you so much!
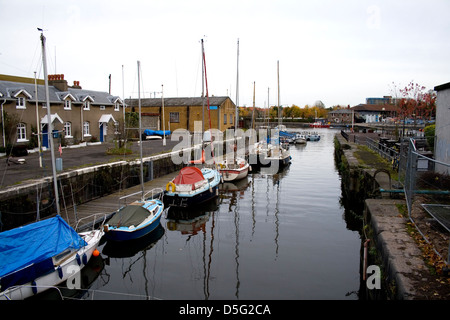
<box><xmin>0</xmin><ymin>32</ymin><xmax>104</xmax><ymax>300</ymax></box>
<box><xmin>164</xmin><ymin>39</ymin><xmax>222</xmax><ymax>207</ymax></box>
<box><xmin>250</xmin><ymin>61</ymin><xmax>291</xmax><ymax>171</ymax></box>
<box><xmin>103</xmin><ymin>61</ymin><xmax>163</xmax><ymax>242</ymax></box>
<box><xmin>217</xmin><ymin>39</ymin><xmax>250</xmax><ymax>182</ymax></box>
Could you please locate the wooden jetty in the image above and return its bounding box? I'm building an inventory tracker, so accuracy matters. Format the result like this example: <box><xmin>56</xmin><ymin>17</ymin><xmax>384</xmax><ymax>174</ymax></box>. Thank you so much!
<box><xmin>64</xmin><ymin>172</ymin><xmax>177</xmax><ymax>231</ymax></box>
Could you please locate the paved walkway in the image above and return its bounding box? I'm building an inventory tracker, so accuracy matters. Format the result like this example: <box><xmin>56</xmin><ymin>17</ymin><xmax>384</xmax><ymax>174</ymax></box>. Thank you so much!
<box><xmin>0</xmin><ymin>139</ymin><xmax>181</xmax><ymax>189</ymax></box>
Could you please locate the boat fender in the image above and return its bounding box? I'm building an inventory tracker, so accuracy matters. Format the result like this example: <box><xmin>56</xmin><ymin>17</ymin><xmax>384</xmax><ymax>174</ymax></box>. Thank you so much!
<box><xmin>166</xmin><ymin>181</ymin><xmax>176</xmax><ymax>192</ymax></box>
<box><xmin>209</xmin><ymin>185</ymin><xmax>212</xmax><ymax>193</ymax></box>
<box><xmin>76</xmin><ymin>253</ymin><xmax>81</xmax><ymax>266</ymax></box>
<box><xmin>82</xmin><ymin>253</ymin><xmax>88</xmax><ymax>265</ymax></box>
<box><xmin>249</xmin><ymin>165</ymin><xmax>252</xmax><ymax>172</ymax></box>
<box><xmin>57</xmin><ymin>266</ymin><xmax>63</xmax><ymax>279</ymax></box>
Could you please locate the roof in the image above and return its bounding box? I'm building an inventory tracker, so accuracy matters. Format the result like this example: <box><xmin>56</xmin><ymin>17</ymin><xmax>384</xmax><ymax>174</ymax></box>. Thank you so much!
<box><xmin>352</xmin><ymin>104</ymin><xmax>398</xmax><ymax>112</ymax></box>
<box><xmin>434</xmin><ymin>82</ymin><xmax>450</xmax><ymax>92</ymax></box>
<box><xmin>0</xmin><ymin>78</ymin><xmax>122</xmax><ymax>106</ymax></box>
<box><xmin>329</xmin><ymin>108</ymin><xmax>353</xmax><ymax>114</ymax></box>
<box><xmin>125</xmin><ymin>96</ymin><xmax>233</xmax><ymax>108</ymax></box>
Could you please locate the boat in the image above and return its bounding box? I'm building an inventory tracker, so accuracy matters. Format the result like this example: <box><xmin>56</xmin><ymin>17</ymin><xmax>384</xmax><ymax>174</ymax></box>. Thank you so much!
<box><xmin>0</xmin><ymin>215</ymin><xmax>104</xmax><ymax>300</ymax></box>
<box><xmin>142</xmin><ymin>129</ymin><xmax>171</xmax><ymax>140</ymax></box>
<box><xmin>103</xmin><ymin>189</ymin><xmax>164</xmax><ymax>242</ymax></box>
<box><xmin>293</xmin><ymin>133</ymin><xmax>307</xmax><ymax>144</ymax></box>
<box><xmin>217</xmin><ymin>39</ymin><xmax>250</xmax><ymax>182</ymax></box>
<box><xmin>104</xmin><ymin>61</ymin><xmax>164</xmax><ymax>242</ymax></box>
<box><xmin>309</xmin><ymin>121</ymin><xmax>330</xmax><ymax>128</ymax></box>
<box><xmin>164</xmin><ymin>166</ymin><xmax>222</xmax><ymax>207</ymax></box>
<box><xmin>218</xmin><ymin>157</ymin><xmax>249</xmax><ymax>181</ymax></box>
<box><xmin>306</xmin><ymin>132</ymin><xmax>321</xmax><ymax>141</ymax></box>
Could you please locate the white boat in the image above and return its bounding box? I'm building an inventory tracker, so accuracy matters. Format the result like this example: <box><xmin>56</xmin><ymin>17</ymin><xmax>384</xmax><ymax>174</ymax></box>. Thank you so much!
<box><xmin>293</xmin><ymin>133</ymin><xmax>307</xmax><ymax>144</ymax></box>
<box><xmin>0</xmin><ymin>215</ymin><xmax>104</xmax><ymax>300</ymax></box>
<box><xmin>218</xmin><ymin>157</ymin><xmax>250</xmax><ymax>181</ymax></box>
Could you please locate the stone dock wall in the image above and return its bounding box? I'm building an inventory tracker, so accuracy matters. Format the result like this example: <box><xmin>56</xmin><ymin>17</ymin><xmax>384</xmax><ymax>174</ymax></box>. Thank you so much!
<box><xmin>335</xmin><ymin>134</ymin><xmax>426</xmax><ymax>299</ymax></box>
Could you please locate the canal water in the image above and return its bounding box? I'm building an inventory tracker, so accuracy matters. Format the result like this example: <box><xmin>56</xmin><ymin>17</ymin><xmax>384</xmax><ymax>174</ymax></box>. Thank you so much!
<box><xmin>45</xmin><ymin>128</ymin><xmax>363</xmax><ymax>300</ymax></box>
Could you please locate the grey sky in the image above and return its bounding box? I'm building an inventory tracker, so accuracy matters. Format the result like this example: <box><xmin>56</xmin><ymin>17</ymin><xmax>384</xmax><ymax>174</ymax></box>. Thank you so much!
<box><xmin>1</xmin><ymin>0</ymin><xmax>449</xmax><ymax>108</ymax></box>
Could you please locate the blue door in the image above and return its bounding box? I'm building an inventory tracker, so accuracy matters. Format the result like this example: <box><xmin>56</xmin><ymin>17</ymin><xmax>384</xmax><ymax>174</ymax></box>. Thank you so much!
<box><xmin>42</xmin><ymin>125</ymin><xmax>49</xmax><ymax>148</ymax></box>
<box><xmin>100</xmin><ymin>123</ymin><xmax>104</xmax><ymax>142</ymax></box>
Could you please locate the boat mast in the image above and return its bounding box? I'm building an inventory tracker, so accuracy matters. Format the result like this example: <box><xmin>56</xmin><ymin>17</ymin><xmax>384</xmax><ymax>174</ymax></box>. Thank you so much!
<box><xmin>201</xmin><ymin>39</ymin><xmax>205</xmax><ymax>135</ymax></box>
<box><xmin>137</xmin><ymin>61</ymin><xmax>144</xmax><ymax>198</ymax></box>
<box><xmin>40</xmin><ymin>31</ymin><xmax>60</xmax><ymax>214</ymax></box>
<box><xmin>235</xmin><ymin>38</ymin><xmax>239</xmax><ymax>132</ymax></box>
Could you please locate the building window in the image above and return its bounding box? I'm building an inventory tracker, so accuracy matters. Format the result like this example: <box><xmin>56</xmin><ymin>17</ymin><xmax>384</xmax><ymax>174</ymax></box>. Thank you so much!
<box><xmin>114</xmin><ymin>102</ymin><xmax>120</xmax><ymax>111</ymax></box>
<box><xmin>64</xmin><ymin>122</ymin><xmax>72</xmax><ymax>138</ymax></box>
<box><xmin>224</xmin><ymin>114</ymin><xmax>227</xmax><ymax>124</ymax></box>
<box><xmin>17</xmin><ymin>123</ymin><xmax>27</xmax><ymax>141</ymax></box>
<box><xmin>16</xmin><ymin>97</ymin><xmax>26</xmax><ymax>109</ymax></box>
<box><xmin>100</xmin><ymin>105</ymin><xmax>105</xmax><ymax>110</ymax></box>
<box><xmin>83</xmin><ymin>121</ymin><xmax>90</xmax><ymax>136</ymax></box>
<box><xmin>64</xmin><ymin>100</ymin><xmax>71</xmax><ymax>110</ymax></box>
<box><xmin>230</xmin><ymin>114</ymin><xmax>233</xmax><ymax>124</ymax></box>
<box><xmin>170</xmin><ymin>112</ymin><xmax>180</xmax><ymax>123</ymax></box>
<box><xmin>83</xmin><ymin>101</ymin><xmax>90</xmax><ymax>110</ymax></box>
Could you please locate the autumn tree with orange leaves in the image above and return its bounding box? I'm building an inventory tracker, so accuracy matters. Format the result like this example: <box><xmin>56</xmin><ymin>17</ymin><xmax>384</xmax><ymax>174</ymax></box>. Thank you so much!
<box><xmin>396</xmin><ymin>81</ymin><xmax>436</xmax><ymax>121</ymax></box>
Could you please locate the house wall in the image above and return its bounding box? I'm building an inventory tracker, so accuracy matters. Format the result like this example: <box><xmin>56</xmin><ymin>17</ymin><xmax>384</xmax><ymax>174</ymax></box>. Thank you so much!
<box><xmin>435</xmin><ymin>87</ymin><xmax>450</xmax><ymax>173</ymax></box>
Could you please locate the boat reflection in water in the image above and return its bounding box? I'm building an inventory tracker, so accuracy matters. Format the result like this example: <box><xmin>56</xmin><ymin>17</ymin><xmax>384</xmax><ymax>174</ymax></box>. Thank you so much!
<box><xmin>166</xmin><ymin>197</ymin><xmax>219</xmax><ymax>237</ymax></box>
<box><xmin>102</xmin><ymin>224</ymin><xmax>165</xmax><ymax>258</ymax></box>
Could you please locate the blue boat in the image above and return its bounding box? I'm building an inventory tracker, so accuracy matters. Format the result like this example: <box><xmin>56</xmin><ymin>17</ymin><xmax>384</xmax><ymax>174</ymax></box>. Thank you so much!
<box><xmin>0</xmin><ymin>215</ymin><xmax>104</xmax><ymax>300</ymax></box>
<box><xmin>164</xmin><ymin>167</ymin><xmax>222</xmax><ymax>208</ymax></box>
<box><xmin>104</xmin><ymin>189</ymin><xmax>164</xmax><ymax>242</ymax></box>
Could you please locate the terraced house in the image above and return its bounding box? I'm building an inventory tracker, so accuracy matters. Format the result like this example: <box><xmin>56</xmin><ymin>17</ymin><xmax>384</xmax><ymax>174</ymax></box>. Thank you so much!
<box><xmin>0</xmin><ymin>74</ymin><xmax>124</xmax><ymax>151</ymax></box>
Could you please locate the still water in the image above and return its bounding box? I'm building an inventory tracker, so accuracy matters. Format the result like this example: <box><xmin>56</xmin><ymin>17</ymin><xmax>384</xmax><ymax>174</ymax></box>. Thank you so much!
<box><xmin>68</xmin><ymin>129</ymin><xmax>362</xmax><ymax>300</ymax></box>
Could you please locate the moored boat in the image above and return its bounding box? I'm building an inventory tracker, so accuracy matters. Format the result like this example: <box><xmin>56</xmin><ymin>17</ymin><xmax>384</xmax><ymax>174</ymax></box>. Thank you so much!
<box><xmin>104</xmin><ymin>189</ymin><xmax>164</xmax><ymax>242</ymax></box>
<box><xmin>164</xmin><ymin>166</ymin><xmax>222</xmax><ymax>208</ymax></box>
<box><xmin>218</xmin><ymin>157</ymin><xmax>250</xmax><ymax>182</ymax></box>
<box><xmin>0</xmin><ymin>215</ymin><xmax>104</xmax><ymax>300</ymax></box>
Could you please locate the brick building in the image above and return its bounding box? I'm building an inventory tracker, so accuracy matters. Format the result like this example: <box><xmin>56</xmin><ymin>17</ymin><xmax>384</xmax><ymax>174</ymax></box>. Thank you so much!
<box><xmin>125</xmin><ymin>96</ymin><xmax>236</xmax><ymax>133</ymax></box>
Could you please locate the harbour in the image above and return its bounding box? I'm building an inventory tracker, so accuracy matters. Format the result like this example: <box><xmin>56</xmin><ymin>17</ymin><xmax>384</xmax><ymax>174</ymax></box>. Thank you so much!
<box><xmin>26</xmin><ymin>128</ymin><xmax>363</xmax><ymax>300</ymax></box>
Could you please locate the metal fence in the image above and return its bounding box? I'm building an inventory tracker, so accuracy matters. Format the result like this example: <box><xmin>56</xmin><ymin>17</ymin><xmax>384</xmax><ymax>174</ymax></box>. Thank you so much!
<box><xmin>341</xmin><ymin>130</ymin><xmax>450</xmax><ymax>267</ymax></box>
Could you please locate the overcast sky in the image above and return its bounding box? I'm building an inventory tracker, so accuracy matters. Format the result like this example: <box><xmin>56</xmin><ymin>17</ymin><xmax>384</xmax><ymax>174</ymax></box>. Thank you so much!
<box><xmin>1</xmin><ymin>0</ymin><xmax>449</xmax><ymax>109</ymax></box>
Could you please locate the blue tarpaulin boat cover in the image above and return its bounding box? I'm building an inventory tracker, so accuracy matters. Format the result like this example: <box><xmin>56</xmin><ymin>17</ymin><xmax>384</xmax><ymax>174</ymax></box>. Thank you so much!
<box><xmin>143</xmin><ymin>129</ymin><xmax>171</xmax><ymax>137</ymax></box>
<box><xmin>0</xmin><ymin>215</ymin><xmax>86</xmax><ymax>280</ymax></box>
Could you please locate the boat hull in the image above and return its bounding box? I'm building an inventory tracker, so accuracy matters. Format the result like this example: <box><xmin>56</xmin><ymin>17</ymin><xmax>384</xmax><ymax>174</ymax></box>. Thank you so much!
<box><xmin>164</xmin><ymin>184</ymin><xmax>219</xmax><ymax>208</ymax></box>
<box><xmin>0</xmin><ymin>229</ymin><xmax>103</xmax><ymax>300</ymax></box>
<box><xmin>220</xmin><ymin>165</ymin><xmax>249</xmax><ymax>181</ymax></box>
<box><xmin>104</xmin><ymin>215</ymin><xmax>162</xmax><ymax>242</ymax></box>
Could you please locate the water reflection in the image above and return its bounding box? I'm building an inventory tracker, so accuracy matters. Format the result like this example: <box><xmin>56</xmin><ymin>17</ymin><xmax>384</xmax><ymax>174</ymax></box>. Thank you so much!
<box><xmin>78</xmin><ymin>129</ymin><xmax>361</xmax><ymax>299</ymax></box>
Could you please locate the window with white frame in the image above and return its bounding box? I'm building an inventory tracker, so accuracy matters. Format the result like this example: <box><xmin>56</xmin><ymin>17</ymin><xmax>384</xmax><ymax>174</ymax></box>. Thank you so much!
<box><xmin>64</xmin><ymin>100</ymin><xmax>71</xmax><ymax>110</ymax></box>
<box><xmin>114</xmin><ymin>102</ymin><xmax>120</xmax><ymax>111</ymax></box>
<box><xmin>16</xmin><ymin>97</ymin><xmax>26</xmax><ymax>109</ymax></box>
<box><xmin>100</xmin><ymin>105</ymin><xmax>105</xmax><ymax>110</ymax></box>
<box><xmin>17</xmin><ymin>123</ymin><xmax>27</xmax><ymax>141</ymax></box>
<box><xmin>83</xmin><ymin>101</ymin><xmax>90</xmax><ymax>110</ymax></box>
<box><xmin>83</xmin><ymin>121</ymin><xmax>90</xmax><ymax>136</ymax></box>
<box><xmin>64</xmin><ymin>122</ymin><xmax>72</xmax><ymax>137</ymax></box>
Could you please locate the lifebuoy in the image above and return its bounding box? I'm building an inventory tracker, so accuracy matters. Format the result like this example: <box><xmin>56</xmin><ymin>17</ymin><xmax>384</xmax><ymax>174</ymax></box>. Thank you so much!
<box><xmin>166</xmin><ymin>181</ymin><xmax>176</xmax><ymax>192</ymax></box>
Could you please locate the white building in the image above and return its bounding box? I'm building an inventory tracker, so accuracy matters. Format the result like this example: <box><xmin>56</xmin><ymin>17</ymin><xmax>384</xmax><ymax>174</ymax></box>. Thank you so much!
<box><xmin>434</xmin><ymin>82</ymin><xmax>450</xmax><ymax>174</ymax></box>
